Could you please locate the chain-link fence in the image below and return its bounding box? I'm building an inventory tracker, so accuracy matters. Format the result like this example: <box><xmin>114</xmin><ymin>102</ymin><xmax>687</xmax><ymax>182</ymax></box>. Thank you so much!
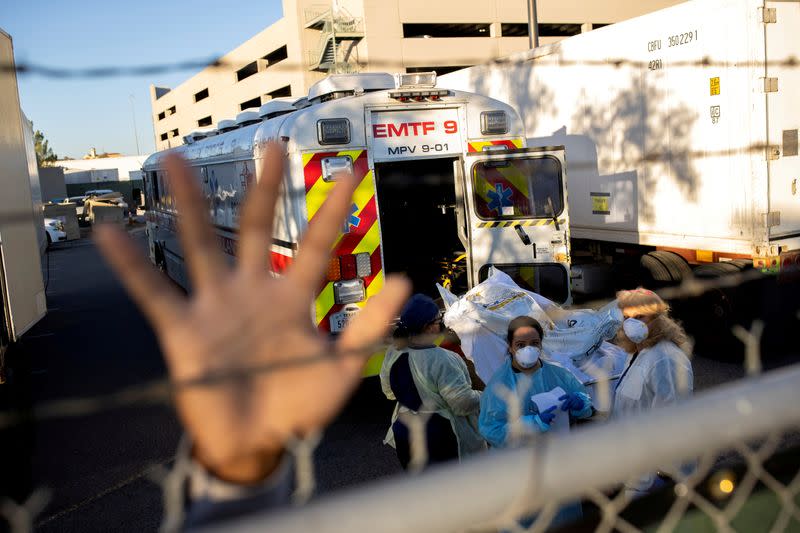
<box><xmin>192</xmin><ymin>360</ymin><xmax>800</xmax><ymax>533</ymax></box>
<box><xmin>1</xmin><ymin>265</ymin><xmax>798</xmax><ymax>532</ymax></box>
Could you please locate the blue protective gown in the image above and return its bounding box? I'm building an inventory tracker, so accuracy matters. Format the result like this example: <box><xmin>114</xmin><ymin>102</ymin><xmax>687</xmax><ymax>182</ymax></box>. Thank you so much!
<box><xmin>479</xmin><ymin>357</ymin><xmax>593</xmax><ymax>531</ymax></box>
<box><xmin>479</xmin><ymin>358</ymin><xmax>592</xmax><ymax>448</ymax></box>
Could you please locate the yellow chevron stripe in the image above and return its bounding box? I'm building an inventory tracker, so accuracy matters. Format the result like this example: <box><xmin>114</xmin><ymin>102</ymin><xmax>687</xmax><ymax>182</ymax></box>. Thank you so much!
<box><xmin>306</xmin><ymin>178</ymin><xmax>335</xmax><ymax>221</ymax></box>
<box><xmin>352</xmin><ymin>220</ymin><xmax>381</xmax><ymax>255</ymax></box>
<box><xmin>315</xmin><ymin>282</ymin><xmax>335</xmax><ymax>326</ymax></box>
<box><xmin>511</xmin><ymin>139</ymin><xmax>523</xmax><ymax>148</ymax></box>
<box><xmin>362</xmin><ymin>351</ymin><xmax>385</xmax><ymax>377</ymax></box>
<box><xmin>469</xmin><ymin>141</ymin><xmax>493</xmax><ymax>152</ymax></box>
<box><xmin>366</xmin><ymin>269</ymin><xmax>385</xmax><ymax>298</ymax></box>
<box><xmin>361</xmin><ymin>269</ymin><xmax>387</xmax><ymax>377</ymax></box>
<box><xmin>337</xmin><ymin>149</ymin><xmax>363</xmax><ymax>162</ymax></box>
<box><xmin>302</xmin><ymin>153</ymin><xmax>316</xmax><ymax>167</ymax></box>
<box><xmin>351</xmin><ymin>169</ymin><xmax>374</xmax><ymax>214</ymax></box>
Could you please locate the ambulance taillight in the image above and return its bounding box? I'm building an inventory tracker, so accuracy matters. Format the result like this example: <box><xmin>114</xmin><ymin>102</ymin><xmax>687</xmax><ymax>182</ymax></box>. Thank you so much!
<box><xmin>328</xmin><ymin>252</ymin><xmax>372</xmax><ymax>304</ymax></box>
<box><xmin>327</xmin><ymin>252</ymin><xmax>372</xmax><ymax>281</ymax></box>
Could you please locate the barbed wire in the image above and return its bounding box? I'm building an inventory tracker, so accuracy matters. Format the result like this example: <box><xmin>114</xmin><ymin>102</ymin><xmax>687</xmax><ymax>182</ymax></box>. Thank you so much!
<box><xmin>1</xmin><ymin>54</ymin><xmax>799</xmax><ymax>81</ymax></box>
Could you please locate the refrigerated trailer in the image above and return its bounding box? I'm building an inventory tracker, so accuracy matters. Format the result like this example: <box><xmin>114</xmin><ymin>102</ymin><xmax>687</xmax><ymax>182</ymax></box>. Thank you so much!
<box><xmin>0</xmin><ymin>29</ymin><xmax>47</xmax><ymax>363</ymax></box>
<box><xmin>441</xmin><ymin>0</ymin><xmax>800</xmax><ymax>293</ymax></box>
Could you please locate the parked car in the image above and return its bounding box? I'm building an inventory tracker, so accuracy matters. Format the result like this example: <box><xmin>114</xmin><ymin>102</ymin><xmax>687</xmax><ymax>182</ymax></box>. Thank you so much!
<box><xmin>44</xmin><ymin>218</ymin><xmax>66</xmax><ymax>245</ymax></box>
<box><xmin>84</xmin><ymin>189</ymin><xmax>115</xmax><ymax>197</ymax></box>
<box><xmin>63</xmin><ymin>195</ymin><xmax>87</xmax><ymax>215</ymax></box>
<box><xmin>65</xmin><ymin>195</ymin><xmax>86</xmax><ymax>205</ymax></box>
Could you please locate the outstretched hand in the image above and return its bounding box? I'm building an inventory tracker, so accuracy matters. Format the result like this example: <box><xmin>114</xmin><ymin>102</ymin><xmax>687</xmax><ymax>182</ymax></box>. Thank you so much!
<box><xmin>95</xmin><ymin>144</ymin><xmax>409</xmax><ymax>483</ymax></box>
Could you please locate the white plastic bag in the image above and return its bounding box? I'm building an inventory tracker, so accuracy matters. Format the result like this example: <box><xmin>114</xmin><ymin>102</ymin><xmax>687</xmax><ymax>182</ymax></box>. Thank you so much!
<box><xmin>442</xmin><ymin>268</ymin><xmax>628</xmax><ymax>396</ymax></box>
<box><xmin>442</xmin><ymin>269</ymin><xmax>553</xmax><ymax>383</ymax></box>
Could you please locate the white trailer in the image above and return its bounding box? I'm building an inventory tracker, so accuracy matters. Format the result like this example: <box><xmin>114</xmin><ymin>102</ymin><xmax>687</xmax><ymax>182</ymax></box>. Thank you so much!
<box><xmin>0</xmin><ymin>29</ymin><xmax>47</xmax><ymax>364</ymax></box>
<box><xmin>441</xmin><ymin>0</ymin><xmax>800</xmax><ymax>292</ymax></box>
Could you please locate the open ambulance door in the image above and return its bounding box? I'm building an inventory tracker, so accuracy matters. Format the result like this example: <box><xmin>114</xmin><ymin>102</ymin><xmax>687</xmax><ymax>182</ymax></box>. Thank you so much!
<box><xmin>461</xmin><ymin>146</ymin><xmax>572</xmax><ymax>304</ymax></box>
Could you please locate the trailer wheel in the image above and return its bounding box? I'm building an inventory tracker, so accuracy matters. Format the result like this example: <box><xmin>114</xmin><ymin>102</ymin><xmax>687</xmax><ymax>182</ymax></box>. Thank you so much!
<box><xmin>689</xmin><ymin>262</ymin><xmax>742</xmax><ymax>361</ymax></box>
<box><xmin>640</xmin><ymin>251</ymin><xmax>691</xmax><ymax>286</ymax></box>
<box><xmin>652</xmin><ymin>251</ymin><xmax>693</xmax><ymax>282</ymax></box>
<box><xmin>729</xmin><ymin>259</ymin><xmax>753</xmax><ymax>271</ymax></box>
<box><xmin>693</xmin><ymin>262</ymin><xmax>741</xmax><ymax>278</ymax></box>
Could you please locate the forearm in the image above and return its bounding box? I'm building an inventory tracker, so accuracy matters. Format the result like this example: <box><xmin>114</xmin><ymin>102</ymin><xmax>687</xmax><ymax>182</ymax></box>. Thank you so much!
<box><xmin>177</xmin><ymin>440</ymin><xmax>295</xmax><ymax>530</ymax></box>
<box><xmin>445</xmin><ymin>388</ymin><xmax>482</xmax><ymax>416</ymax></box>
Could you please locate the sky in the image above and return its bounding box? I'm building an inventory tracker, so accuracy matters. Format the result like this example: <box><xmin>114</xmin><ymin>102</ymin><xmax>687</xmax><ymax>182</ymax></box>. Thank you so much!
<box><xmin>2</xmin><ymin>0</ymin><xmax>284</xmax><ymax>159</ymax></box>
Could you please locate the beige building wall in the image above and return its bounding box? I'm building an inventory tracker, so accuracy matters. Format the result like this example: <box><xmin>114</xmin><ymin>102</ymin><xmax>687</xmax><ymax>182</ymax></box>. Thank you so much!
<box><xmin>150</xmin><ymin>0</ymin><xmax>684</xmax><ymax>151</ymax></box>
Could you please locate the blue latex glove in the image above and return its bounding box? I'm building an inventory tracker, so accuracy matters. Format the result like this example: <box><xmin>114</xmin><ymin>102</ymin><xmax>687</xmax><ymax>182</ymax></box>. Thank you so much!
<box><xmin>559</xmin><ymin>392</ymin><xmax>586</xmax><ymax>412</ymax></box>
<box><xmin>521</xmin><ymin>406</ymin><xmax>557</xmax><ymax>433</ymax></box>
<box><xmin>539</xmin><ymin>405</ymin><xmax>557</xmax><ymax>425</ymax></box>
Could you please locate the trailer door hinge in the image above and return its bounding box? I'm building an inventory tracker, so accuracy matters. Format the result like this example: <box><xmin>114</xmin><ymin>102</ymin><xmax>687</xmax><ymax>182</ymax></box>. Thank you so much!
<box><xmin>761</xmin><ymin>77</ymin><xmax>779</xmax><ymax>93</ymax></box>
<box><xmin>765</xmin><ymin>211</ymin><xmax>781</xmax><ymax>228</ymax></box>
<box><xmin>759</xmin><ymin>7</ymin><xmax>777</xmax><ymax>23</ymax></box>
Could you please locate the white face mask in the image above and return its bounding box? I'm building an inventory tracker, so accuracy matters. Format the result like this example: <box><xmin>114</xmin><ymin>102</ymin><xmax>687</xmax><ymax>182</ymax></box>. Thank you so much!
<box><xmin>514</xmin><ymin>346</ymin><xmax>541</xmax><ymax>368</ymax></box>
<box><xmin>623</xmin><ymin>318</ymin><xmax>649</xmax><ymax>344</ymax></box>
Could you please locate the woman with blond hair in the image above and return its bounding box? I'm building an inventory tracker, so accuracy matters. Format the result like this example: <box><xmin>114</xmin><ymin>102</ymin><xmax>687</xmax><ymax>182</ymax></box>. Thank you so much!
<box><xmin>613</xmin><ymin>288</ymin><xmax>694</xmax><ymax>495</ymax></box>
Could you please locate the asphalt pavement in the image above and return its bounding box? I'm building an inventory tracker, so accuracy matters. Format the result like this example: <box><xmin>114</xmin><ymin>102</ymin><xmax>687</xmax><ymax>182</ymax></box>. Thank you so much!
<box><xmin>0</xmin><ymin>229</ymin><xmax>796</xmax><ymax>532</ymax></box>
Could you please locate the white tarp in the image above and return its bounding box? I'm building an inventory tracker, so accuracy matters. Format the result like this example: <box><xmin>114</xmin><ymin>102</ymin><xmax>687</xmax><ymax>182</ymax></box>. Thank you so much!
<box><xmin>441</xmin><ymin>269</ymin><xmax>628</xmax><ymax>410</ymax></box>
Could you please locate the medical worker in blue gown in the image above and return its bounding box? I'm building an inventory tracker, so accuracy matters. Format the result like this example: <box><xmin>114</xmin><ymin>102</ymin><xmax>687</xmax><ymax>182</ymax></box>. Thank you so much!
<box><xmin>479</xmin><ymin>315</ymin><xmax>594</xmax><ymax>528</ymax></box>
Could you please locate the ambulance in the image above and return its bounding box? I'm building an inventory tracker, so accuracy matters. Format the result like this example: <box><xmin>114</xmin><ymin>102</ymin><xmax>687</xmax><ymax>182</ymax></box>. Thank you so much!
<box><xmin>142</xmin><ymin>72</ymin><xmax>571</xmax><ymax>371</ymax></box>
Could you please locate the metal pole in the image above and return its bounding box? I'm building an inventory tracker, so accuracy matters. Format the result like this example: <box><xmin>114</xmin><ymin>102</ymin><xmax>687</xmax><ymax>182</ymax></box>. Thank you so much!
<box><xmin>527</xmin><ymin>0</ymin><xmax>540</xmax><ymax>49</ymax></box>
<box><xmin>129</xmin><ymin>94</ymin><xmax>140</xmax><ymax>156</ymax></box>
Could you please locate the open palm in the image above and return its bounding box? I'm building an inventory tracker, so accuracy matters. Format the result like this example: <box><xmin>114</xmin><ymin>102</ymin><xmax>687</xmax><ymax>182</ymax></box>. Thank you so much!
<box><xmin>95</xmin><ymin>145</ymin><xmax>409</xmax><ymax>482</ymax></box>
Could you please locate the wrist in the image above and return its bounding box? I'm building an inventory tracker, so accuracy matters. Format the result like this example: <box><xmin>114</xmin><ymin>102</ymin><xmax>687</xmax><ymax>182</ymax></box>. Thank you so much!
<box><xmin>194</xmin><ymin>447</ymin><xmax>285</xmax><ymax>485</ymax></box>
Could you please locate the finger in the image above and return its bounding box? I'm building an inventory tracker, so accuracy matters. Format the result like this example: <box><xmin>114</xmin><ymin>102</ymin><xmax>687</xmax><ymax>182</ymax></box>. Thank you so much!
<box><xmin>558</xmin><ymin>394</ymin><xmax>568</xmax><ymax>401</ymax></box>
<box><xmin>94</xmin><ymin>224</ymin><xmax>185</xmax><ymax>328</ymax></box>
<box><xmin>166</xmin><ymin>154</ymin><xmax>227</xmax><ymax>289</ymax></box>
<box><xmin>544</xmin><ymin>406</ymin><xmax>557</xmax><ymax>413</ymax></box>
<box><xmin>287</xmin><ymin>173</ymin><xmax>358</xmax><ymax>292</ymax></box>
<box><xmin>336</xmin><ymin>275</ymin><xmax>411</xmax><ymax>376</ymax></box>
<box><xmin>238</xmin><ymin>143</ymin><xmax>284</xmax><ymax>276</ymax></box>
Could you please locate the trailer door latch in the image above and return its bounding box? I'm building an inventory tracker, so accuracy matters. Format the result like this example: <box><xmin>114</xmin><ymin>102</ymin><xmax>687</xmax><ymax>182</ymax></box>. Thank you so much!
<box><xmin>759</xmin><ymin>7</ymin><xmax>776</xmax><ymax>23</ymax></box>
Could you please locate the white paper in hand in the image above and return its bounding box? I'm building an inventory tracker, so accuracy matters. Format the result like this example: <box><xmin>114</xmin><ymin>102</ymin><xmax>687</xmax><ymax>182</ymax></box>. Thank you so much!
<box><xmin>531</xmin><ymin>386</ymin><xmax>570</xmax><ymax>434</ymax></box>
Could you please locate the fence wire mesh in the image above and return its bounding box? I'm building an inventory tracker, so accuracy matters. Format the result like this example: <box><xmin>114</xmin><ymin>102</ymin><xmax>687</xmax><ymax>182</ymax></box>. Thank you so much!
<box><xmin>195</xmin><ymin>362</ymin><xmax>800</xmax><ymax>533</ymax></box>
<box><xmin>0</xmin><ymin>261</ymin><xmax>798</xmax><ymax>532</ymax></box>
